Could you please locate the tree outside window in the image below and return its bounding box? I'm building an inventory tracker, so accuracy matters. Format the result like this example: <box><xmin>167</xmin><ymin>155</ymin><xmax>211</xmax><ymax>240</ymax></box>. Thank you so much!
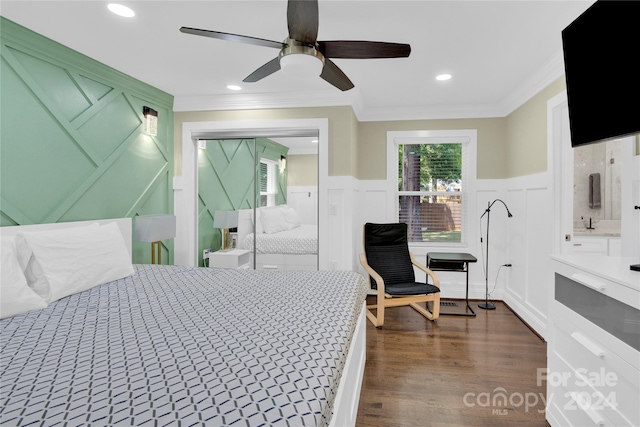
<box><xmin>398</xmin><ymin>143</ymin><xmax>463</xmax><ymax>243</ymax></box>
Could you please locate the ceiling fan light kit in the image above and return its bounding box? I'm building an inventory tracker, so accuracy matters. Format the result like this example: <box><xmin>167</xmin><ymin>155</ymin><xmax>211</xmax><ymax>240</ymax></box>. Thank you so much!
<box><xmin>180</xmin><ymin>0</ymin><xmax>410</xmax><ymax>91</ymax></box>
<box><xmin>279</xmin><ymin>38</ymin><xmax>324</xmax><ymax>79</ymax></box>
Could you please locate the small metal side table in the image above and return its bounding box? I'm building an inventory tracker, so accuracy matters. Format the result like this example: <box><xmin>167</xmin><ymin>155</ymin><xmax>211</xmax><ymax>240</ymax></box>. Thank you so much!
<box><xmin>426</xmin><ymin>252</ymin><xmax>477</xmax><ymax>317</ymax></box>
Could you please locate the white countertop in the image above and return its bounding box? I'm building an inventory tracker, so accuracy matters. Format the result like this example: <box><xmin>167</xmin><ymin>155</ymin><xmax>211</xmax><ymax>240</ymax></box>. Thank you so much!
<box><xmin>573</xmin><ymin>231</ymin><xmax>621</xmax><ymax>237</ymax></box>
<box><xmin>550</xmin><ymin>254</ymin><xmax>640</xmax><ymax>291</ymax></box>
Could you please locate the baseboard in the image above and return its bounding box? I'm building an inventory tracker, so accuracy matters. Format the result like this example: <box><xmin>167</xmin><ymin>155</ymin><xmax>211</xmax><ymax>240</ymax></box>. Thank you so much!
<box><xmin>502</xmin><ymin>300</ymin><xmax>546</xmax><ymax>342</ymax></box>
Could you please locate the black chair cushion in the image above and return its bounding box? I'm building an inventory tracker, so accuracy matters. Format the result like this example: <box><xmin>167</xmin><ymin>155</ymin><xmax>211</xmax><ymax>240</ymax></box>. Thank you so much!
<box><xmin>385</xmin><ymin>282</ymin><xmax>441</xmax><ymax>296</ymax></box>
<box><xmin>364</xmin><ymin>223</ymin><xmax>415</xmax><ymax>287</ymax></box>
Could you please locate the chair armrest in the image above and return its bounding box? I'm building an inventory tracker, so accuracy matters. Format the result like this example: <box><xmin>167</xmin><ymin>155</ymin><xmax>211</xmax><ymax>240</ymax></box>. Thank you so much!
<box><xmin>410</xmin><ymin>252</ymin><xmax>441</xmax><ymax>289</ymax></box>
<box><xmin>359</xmin><ymin>253</ymin><xmax>386</xmax><ymax>293</ymax></box>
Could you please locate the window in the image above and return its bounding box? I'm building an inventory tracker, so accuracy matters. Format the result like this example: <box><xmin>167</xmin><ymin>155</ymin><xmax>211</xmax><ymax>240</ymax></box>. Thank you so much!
<box><xmin>259</xmin><ymin>158</ymin><xmax>277</xmax><ymax>207</ymax></box>
<box><xmin>387</xmin><ymin>130</ymin><xmax>477</xmax><ymax>245</ymax></box>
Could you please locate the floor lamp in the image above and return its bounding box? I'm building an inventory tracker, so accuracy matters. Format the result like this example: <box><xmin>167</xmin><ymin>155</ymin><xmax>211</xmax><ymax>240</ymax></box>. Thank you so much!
<box><xmin>134</xmin><ymin>214</ymin><xmax>176</xmax><ymax>265</ymax></box>
<box><xmin>478</xmin><ymin>199</ymin><xmax>513</xmax><ymax>310</ymax></box>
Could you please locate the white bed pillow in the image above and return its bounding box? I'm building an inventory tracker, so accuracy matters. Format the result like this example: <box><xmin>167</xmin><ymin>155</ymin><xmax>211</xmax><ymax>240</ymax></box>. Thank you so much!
<box><xmin>14</xmin><ymin>223</ymin><xmax>99</xmax><ymax>302</ymax></box>
<box><xmin>15</xmin><ymin>222</ymin><xmax>134</xmax><ymax>303</ymax></box>
<box><xmin>1</xmin><ymin>237</ymin><xmax>48</xmax><ymax>319</ymax></box>
<box><xmin>259</xmin><ymin>205</ymin><xmax>289</xmax><ymax>234</ymax></box>
<box><xmin>283</xmin><ymin>207</ymin><xmax>302</xmax><ymax>230</ymax></box>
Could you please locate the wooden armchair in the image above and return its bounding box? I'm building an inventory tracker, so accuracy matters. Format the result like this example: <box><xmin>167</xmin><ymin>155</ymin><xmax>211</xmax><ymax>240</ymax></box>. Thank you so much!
<box><xmin>359</xmin><ymin>223</ymin><xmax>441</xmax><ymax>328</ymax></box>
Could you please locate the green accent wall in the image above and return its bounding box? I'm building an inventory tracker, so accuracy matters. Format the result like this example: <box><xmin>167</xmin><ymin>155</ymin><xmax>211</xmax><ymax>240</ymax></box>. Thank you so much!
<box><xmin>0</xmin><ymin>17</ymin><xmax>174</xmax><ymax>264</ymax></box>
<box><xmin>197</xmin><ymin>138</ymin><xmax>288</xmax><ymax>266</ymax></box>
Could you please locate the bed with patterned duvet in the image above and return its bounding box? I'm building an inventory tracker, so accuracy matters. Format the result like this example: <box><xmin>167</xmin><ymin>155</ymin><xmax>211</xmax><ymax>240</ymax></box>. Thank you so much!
<box><xmin>0</xmin><ymin>219</ymin><xmax>367</xmax><ymax>427</ymax></box>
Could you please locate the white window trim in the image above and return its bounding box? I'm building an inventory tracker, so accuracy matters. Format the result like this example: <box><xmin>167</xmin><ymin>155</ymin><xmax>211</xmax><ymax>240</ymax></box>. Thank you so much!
<box><xmin>386</xmin><ymin>130</ymin><xmax>477</xmax><ymax>248</ymax></box>
<box><xmin>259</xmin><ymin>158</ymin><xmax>278</xmax><ymax>207</ymax></box>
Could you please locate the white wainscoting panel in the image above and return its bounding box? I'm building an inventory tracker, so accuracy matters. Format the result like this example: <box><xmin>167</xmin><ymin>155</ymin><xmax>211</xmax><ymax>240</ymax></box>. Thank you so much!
<box><xmin>502</xmin><ymin>172</ymin><xmax>550</xmax><ymax>339</ymax></box>
<box><xmin>287</xmin><ymin>186</ymin><xmax>318</xmax><ymax>225</ymax></box>
<box><xmin>354</xmin><ymin>180</ymin><xmax>388</xmax><ymax>281</ymax></box>
<box><xmin>325</xmin><ymin>177</ymin><xmax>358</xmax><ymax>271</ymax></box>
<box><xmin>475</xmin><ymin>180</ymin><xmax>507</xmax><ymax>302</ymax></box>
<box><xmin>310</xmin><ymin>172</ymin><xmax>553</xmax><ymax>340</ymax></box>
<box><xmin>353</xmin><ymin>179</ymin><xmax>507</xmax><ymax>302</ymax></box>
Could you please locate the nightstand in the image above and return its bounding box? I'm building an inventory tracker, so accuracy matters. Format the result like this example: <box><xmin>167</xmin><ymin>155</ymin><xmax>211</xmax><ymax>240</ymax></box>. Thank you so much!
<box><xmin>207</xmin><ymin>249</ymin><xmax>251</xmax><ymax>269</ymax></box>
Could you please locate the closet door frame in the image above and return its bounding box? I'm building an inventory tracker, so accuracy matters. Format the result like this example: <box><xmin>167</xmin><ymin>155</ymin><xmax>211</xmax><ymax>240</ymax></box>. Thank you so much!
<box><xmin>176</xmin><ymin>118</ymin><xmax>328</xmax><ymax>268</ymax></box>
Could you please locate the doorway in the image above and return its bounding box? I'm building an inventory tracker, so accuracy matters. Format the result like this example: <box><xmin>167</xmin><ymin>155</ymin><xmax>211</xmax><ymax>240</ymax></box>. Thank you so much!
<box><xmin>175</xmin><ymin>118</ymin><xmax>329</xmax><ymax>268</ymax></box>
<box><xmin>549</xmin><ymin>91</ymin><xmax>639</xmax><ymax>258</ymax></box>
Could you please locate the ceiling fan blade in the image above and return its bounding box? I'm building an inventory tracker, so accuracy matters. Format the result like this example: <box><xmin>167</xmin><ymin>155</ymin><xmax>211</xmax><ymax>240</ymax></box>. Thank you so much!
<box><xmin>243</xmin><ymin>57</ymin><xmax>281</xmax><ymax>83</ymax></box>
<box><xmin>318</xmin><ymin>41</ymin><xmax>411</xmax><ymax>59</ymax></box>
<box><xmin>287</xmin><ymin>0</ymin><xmax>319</xmax><ymax>45</ymax></box>
<box><xmin>180</xmin><ymin>27</ymin><xmax>284</xmax><ymax>50</ymax></box>
<box><xmin>320</xmin><ymin>59</ymin><xmax>354</xmax><ymax>91</ymax></box>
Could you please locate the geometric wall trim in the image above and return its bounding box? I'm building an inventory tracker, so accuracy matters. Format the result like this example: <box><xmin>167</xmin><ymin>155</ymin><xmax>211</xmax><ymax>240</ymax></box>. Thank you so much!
<box><xmin>0</xmin><ymin>17</ymin><xmax>174</xmax><ymax>264</ymax></box>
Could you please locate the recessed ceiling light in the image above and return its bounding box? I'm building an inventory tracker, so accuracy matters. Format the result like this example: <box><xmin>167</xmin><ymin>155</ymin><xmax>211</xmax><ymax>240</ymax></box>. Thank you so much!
<box><xmin>226</xmin><ymin>85</ymin><xmax>242</xmax><ymax>91</ymax></box>
<box><xmin>436</xmin><ymin>74</ymin><xmax>452</xmax><ymax>81</ymax></box>
<box><xmin>108</xmin><ymin>3</ymin><xmax>135</xmax><ymax>18</ymax></box>
<box><xmin>311</xmin><ymin>139</ymin><xmax>318</xmax><ymax>143</ymax></box>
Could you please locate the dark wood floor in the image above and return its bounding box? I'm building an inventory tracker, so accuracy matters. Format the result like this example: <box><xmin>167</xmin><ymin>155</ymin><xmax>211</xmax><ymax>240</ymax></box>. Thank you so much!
<box><xmin>356</xmin><ymin>298</ymin><xmax>548</xmax><ymax>427</ymax></box>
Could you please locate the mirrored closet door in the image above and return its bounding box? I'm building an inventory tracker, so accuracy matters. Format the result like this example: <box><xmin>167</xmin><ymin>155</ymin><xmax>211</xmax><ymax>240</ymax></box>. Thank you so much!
<box><xmin>196</xmin><ymin>133</ymin><xmax>318</xmax><ymax>270</ymax></box>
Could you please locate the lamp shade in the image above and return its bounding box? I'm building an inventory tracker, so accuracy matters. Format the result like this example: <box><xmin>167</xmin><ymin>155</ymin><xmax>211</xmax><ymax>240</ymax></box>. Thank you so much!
<box><xmin>213</xmin><ymin>210</ymin><xmax>238</xmax><ymax>229</ymax></box>
<box><xmin>134</xmin><ymin>214</ymin><xmax>176</xmax><ymax>242</ymax></box>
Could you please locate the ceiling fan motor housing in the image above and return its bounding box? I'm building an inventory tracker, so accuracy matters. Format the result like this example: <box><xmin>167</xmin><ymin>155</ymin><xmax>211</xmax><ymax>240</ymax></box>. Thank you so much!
<box><xmin>279</xmin><ymin>38</ymin><xmax>325</xmax><ymax>78</ymax></box>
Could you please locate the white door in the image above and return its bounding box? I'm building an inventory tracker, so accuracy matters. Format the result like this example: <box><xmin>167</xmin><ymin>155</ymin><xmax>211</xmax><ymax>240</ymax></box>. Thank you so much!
<box><xmin>621</xmin><ymin>138</ymin><xmax>640</xmax><ymax>258</ymax></box>
<box><xmin>553</xmin><ymin>91</ymin><xmax>639</xmax><ymax>258</ymax></box>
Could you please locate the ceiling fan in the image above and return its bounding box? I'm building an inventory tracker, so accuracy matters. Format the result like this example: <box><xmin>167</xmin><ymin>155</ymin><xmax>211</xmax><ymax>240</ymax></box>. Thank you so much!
<box><xmin>179</xmin><ymin>0</ymin><xmax>411</xmax><ymax>91</ymax></box>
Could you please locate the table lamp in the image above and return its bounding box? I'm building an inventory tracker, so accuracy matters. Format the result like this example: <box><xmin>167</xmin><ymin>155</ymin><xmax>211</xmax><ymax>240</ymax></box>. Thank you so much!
<box><xmin>134</xmin><ymin>214</ymin><xmax>176</xmax><ymax>264</ymax></box>
<box><xmin>214</xmin><ymin>210</ymin><xmax>238</xmax><ymax>251</ymax></box>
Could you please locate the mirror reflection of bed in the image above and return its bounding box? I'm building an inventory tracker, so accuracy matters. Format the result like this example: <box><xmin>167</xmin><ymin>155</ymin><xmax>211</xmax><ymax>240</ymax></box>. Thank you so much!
<box><xmin>237</xmin><ymin>202</ymin><xmax>318</xmax><ymax>270</ymax></box>
<box><xmin>198</xmin><ymin>134</ymin><xmax>318</xmax><ymax>269</ymax></box>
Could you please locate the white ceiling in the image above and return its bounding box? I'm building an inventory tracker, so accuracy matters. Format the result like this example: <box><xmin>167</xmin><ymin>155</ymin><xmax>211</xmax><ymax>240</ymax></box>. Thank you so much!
<box><xmin>1</xmin><ymin>0</ymin><xmax>593</xmax><ymax>120</ymax></box>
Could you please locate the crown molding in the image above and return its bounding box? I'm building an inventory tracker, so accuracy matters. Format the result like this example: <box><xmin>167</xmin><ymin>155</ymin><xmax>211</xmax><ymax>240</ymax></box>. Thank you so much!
<box><xmin>355</xmin><ymin>104</ymin><xmax>506</xmax><ymax>122</ymax></box>
<box><xmin>173</xmin><ymin>51</ymin><xmax>566</xmax><ymax>121</ymax></box>
<box><xmin>173</xmin><ymin>89</ymin><xmax>360</xmax><ymax>112</ymax></box>
<box><xmin>499</xmin><ymin>49</ymin><xmax>566</xmax><ymax>116</ymax></box>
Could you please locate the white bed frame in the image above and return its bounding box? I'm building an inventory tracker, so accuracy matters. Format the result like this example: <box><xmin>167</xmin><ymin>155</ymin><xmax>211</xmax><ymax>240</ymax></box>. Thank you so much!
<box><xmin>1</xmin><ymin>217</ymin><xmax>365</xmax><ymax>426</ymax></box>
<box><xmin>329</xmin><ymin>303</ymin><xmax>366</xmax><ymax>427</ymax></box>
<box><xmin>236</xmin><ymin>209</ymin><xmax>318</xmax><ymax>271</ymax></box>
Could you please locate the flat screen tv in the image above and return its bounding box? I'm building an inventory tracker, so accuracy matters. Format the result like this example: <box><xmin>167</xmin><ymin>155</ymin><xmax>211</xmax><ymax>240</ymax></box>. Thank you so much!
<box><xmin>562</xmin><ymin>0</ymin><xmax>640</xmax><ymax>147</ymax></box>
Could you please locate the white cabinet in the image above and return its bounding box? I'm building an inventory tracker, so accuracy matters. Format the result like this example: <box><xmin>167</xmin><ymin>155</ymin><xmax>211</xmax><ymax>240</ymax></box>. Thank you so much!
<box><xmin>206</xmin><ymin>249</ymin><xmax>250</xmax><ymax>269</ymax></box>
<box><xmin>609</xmin><ymin>239</ymin><xmax>622</xmax><ymax>257</ymax></box>
<box><xmin>547</xmin><ymin>255</ymin><xmax>639</xmax><ymax>427</ymax></box>
<box><xmin>572</xmin><ymin>236</ymin><xmax>622</xmax><ymax>256</ymax></box>
<box><xmin>571</xmin><ymin>236</ymin><xmax>608</xmax><ymax>255</ymax></box>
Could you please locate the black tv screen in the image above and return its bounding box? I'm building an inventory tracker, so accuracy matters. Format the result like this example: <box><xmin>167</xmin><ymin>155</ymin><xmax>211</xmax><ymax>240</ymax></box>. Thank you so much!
<box><xmin>562</xmin><ymin>0</ymin><xmax>640</xmax><ymax>147</ymax></box>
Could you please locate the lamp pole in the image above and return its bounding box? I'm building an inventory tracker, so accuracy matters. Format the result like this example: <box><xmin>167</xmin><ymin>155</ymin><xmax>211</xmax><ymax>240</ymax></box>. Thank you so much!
<box><xmin>479</xmin><ymin>199</ymin><xmax>513</xmax><ymax>310</ymax></box>
<box><xmin>479</xmin><ymin>201</ymin><xmax>495</xmax><ymax>310</ymax></box>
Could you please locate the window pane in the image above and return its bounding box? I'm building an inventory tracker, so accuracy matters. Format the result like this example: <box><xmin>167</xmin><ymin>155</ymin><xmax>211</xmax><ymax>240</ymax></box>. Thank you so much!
<box><xmin>398</xmin><ymin>194</ymin><xmax>462</xmax><ymax>243</ymax></box>
<box><xmin>398</xmin><ymin>143</ymin><xmax>462</xmax><ymax>192</ymax></box>
<box><xmin>397</xmin><ymin>142</ymin><xmax>464</xmax><ymax>243</ymax></box>
<box><xmin>259</xmin><ymin>162</ymin><xmax>268</xmax><ymax>192</ymax></box>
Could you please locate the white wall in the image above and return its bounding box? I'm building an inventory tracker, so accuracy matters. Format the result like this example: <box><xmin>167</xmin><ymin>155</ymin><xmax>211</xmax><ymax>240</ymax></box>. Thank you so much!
<box><xmin>352</xmin><ymin>178</ymin><xmax>514</xmax><ymax>303</ymax></box>
<box><xmin>287</xmin><ymin>186</ymin><xmax>318</xmax><ymax>225</ymax></box>
<box><xmin>502</xmin><ymin>172</ymin><xmax>552</xmax><ymax>337</ymax></box>
<box><xmin>350</xmin><ymin>172</ymin><xmax>551</xmax><ymax>338</ymax></box>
